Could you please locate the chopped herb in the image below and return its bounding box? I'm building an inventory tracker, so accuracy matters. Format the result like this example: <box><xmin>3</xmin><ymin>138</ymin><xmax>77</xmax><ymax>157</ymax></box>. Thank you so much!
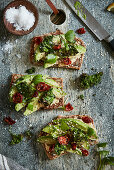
<box><xmin>79</xmin><ymin>72</ymin><xmax>103</xmax><ymax>89</ymax></box>
<box><xmin>54</xmin><ymin>143</ymin><xmax>67</xmax><ymax>155</ymax></box>
<box><xmin>10</xmin><ymin>133</ymin><xmax>23</xmax><ymax>145</ymax></box>
<box><xmin>25</xmin><ymin>67</ymin><xmax>35</xmax><ymax>74</ymax></box>
<box><xmin>78</xmin><ymin>94</ymin><xmax>84</xmax><ymax>100</ymax></box>
<box><xmin>24</xmin><ymin>130</ymin><xmax>33</xmax><ymax>140</ymax></box>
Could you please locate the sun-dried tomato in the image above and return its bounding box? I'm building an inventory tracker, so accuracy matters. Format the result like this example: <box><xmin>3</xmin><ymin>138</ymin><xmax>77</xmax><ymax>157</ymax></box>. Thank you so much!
<box><xmin>53</xmin><ymin>44</ymin><xmax>61</xmax><ymax>50</ymax></box>
<box><xmin>63</xmin><ymin>58</ymin><xmax>71</xmax><ymax>65</ymax></box>
<box><xmin>81</xmin><ymin>149</ymin><xmax>89</xmax><ymax>156</ymax></box>
<box><xmin>34</xmin><ymin>36</ymin><xmax>43</xmax><ymax>45</ymax></box>
<box><xmin>71</xmin><ymin>143</ymin><xmax>77</xmax><ymax>150</ymax></box>
<box><xmin>4</xmin><ymin>116</ymin><xmax>16</xmax><ymax>125</ymax></box>
<box><xmin>13</xmin><ymin>93</ymin><xmax>23</xmax><ymax>103</ymax></box>
<box><xmin>32</xmin><ymin>91</ymin><xmax>38</xmax><ymax>97</ymax></box>
<box><xmin>49</xmin><ymin>144</ymin><xmax>55</xmax><ymax>152</ymax></box>
<box><xmin>77</xmin><ymin>28</ymin><xmax>86</xmax><ymax>34</ymax></box>
<box><xmin>65</xmin><ymin>103</ymin><xmax>73</xmax><ymax>111</ymax></box>
<box><xmin>82</xmin><ymin>116</ymin><xmax>93</xmax><ymax>124</ymax></box>
<box><xmin>36</xmin><ymin>82</ymin><xmax>51</xmax><ymax>92</ymax></box>
<box><xmin>58</xmin><ymin>136</ymin><xmax>69</xmax><ymax>145</ymax></box>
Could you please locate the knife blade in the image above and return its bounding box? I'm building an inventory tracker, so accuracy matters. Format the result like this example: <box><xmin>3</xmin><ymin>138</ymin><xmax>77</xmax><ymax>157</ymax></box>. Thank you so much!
<box><xmin>64</xmin><ymin>0</ymin><xmax>114</xmax><ymax>50</ymax></box>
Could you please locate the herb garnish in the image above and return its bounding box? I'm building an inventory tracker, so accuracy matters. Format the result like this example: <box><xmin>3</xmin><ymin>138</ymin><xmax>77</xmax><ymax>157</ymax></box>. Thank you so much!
<box><xmin>97</xmin><ymin>142</ymin><xmax>114</xmax><ymax>170</ymax></box>
<box><xmin>54</xmin><ymin>143</ymin><xmax>67</xmax><ymax>155</ymax></box>
<box><xmin>78</xmin><ymin>94</ymin><xmax>84</xmax><ymax>100</ymax></box>
<box><xmin>65</xmin><ymin>30</ymin><xmax>75</xmax><ymax>42</ymax></box>
<box><xmin>79</xmin><ymin>72</ymin><xmax>103</xmax><ymax>89</ymax></box>
<box><xmin>10</xmin><ymin>133</ymin><xmax>23</xmax><ymax>145</ymax></box>
<box><xmin>25</xmin><ymin>67</ymin><xmax>35</xmax><ymax>74</ymax></box>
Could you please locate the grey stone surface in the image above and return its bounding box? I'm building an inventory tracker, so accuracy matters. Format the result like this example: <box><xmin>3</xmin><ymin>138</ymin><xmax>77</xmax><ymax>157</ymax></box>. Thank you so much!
<box><xmin>0</xmin><ymin>0</ymin><xmax>114</xmax><ymax>170</ymax></box>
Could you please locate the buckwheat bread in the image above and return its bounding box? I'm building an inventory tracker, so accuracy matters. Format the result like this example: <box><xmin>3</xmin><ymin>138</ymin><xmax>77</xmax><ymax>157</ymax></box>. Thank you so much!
<box><xmin>30</xmin><ymin>29</ymin><xmax>86</xmax><ymax>70</ymax></box>
<box><xmin>38</xmin><ymin>115</ymin><xmax>98</xmax><ymax>160</ymax></box>
<box><xmin>10</xmin><ymin>74</ymin><xmax>64</xmax><ymax>110</ymax></box>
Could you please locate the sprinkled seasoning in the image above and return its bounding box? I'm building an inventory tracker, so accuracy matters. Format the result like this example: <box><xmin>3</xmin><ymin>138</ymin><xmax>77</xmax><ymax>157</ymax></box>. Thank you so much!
<box><xmin>5</xmin><ymin>6</ymin><xmax>35</xmax><ymax>31</ymax></box>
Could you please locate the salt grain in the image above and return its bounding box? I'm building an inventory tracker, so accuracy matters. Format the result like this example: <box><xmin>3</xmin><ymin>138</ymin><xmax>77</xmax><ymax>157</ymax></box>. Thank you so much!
<box><xmin>5</xmin><ymin>5</ymin><xmax>35</xmax><ymax>31</ymax></box>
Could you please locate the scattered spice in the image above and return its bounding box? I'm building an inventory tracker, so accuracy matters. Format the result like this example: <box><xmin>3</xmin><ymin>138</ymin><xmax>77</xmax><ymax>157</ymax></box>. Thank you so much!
<box><xmin>4</xmin><ymin>116</ymin><xmax>16</xmax><ymax>125</ymax></box>
<box><xmin>5</xmin><ymin>6</ymin><xmax>35</xmax><ymax>31</ymax></box>
<box><xmin>78</xmin><ymin>94</ymin><xmax>84</xmax><ymax>100</ymax></box>
<box><xmin>10</xmin><ymin>133</ymin><xmax>23</xmax><ymax>145</ymax></box>
<box><xmin>77</xmin><ymin>28</ymin><xmax>86</xmax><ymax>34</ymax></box>
<box><xmin>25</xmin><ymin>67</ymin><xmax>35</xmax><ymax>74</ymax></box>
<box><xmin>65</xmin><ymin>103</ymin><xmax>74</xmax><ymax>111</ymax></box>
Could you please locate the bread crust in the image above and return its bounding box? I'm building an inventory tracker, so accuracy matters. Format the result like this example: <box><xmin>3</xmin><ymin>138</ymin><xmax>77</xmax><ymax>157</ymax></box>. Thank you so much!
<box><xmin>10</xmin><ymin>74</ymin><xmax>64</xmax><ymax>110</ymax></box>
<box><xmin>30</xmin><ymin>29</ymin><xmax>86</xmax><ymax>70</ymax></box>
<box><xmin>38</xmin><ymin>115</ymin><xmax>98</xmax><ymax>160</ymax></box>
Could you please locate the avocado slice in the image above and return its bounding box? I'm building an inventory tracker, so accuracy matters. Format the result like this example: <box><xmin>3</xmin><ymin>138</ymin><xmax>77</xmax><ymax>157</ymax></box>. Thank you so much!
<box><xmin>44</xmin><ymin>62</ymin><xmax>55</xmax><ymax>68</ymax></box>
<box><xmin>74</xmin><ymin>44</ymin><xmax>86</xmax><ymax>54</ymax></box>
<box><xmin>9</xmin><ymin>86</ymin><xmax>17</xmax><ymax>102</ymax></box>
<box><xmin>15</xmin><ymin>102</ymin><xmax>26</xmax><ymax>111</ymax></box>
<box><xmin>35</xmin><ymin>52</ymin><xmax>45</xmax><ymax>62</ymax></box>
<box><xmin>38</xmin><ymin>136</ymin><xmax>56</xmax><ymax>144</ymax></box>
<box><xmin>52</xmin><ymin>88</ymin><xmax>66</xmax><ymax>98</ymax></box>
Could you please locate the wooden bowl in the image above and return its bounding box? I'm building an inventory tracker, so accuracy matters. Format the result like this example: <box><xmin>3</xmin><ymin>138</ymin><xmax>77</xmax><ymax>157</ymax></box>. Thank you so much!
<box><xmin>3</xmin><ymin>0</ymin><xmax>38</xmax><ymax>35</ymax></box>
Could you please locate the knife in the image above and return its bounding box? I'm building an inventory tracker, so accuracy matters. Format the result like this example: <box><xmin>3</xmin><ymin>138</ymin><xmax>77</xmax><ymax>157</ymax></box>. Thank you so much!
<box><xmin>64</xmin><ymin>0</ymin><xmax>114</xmax><ymax>50</ymax></box>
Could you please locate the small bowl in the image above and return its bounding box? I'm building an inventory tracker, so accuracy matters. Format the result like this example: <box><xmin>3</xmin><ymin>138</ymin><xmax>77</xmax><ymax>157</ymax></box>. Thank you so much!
<box><xmin>3</xmin><ymin>0</ymin><xmax>38</xmax><ymax>35</ymax></box>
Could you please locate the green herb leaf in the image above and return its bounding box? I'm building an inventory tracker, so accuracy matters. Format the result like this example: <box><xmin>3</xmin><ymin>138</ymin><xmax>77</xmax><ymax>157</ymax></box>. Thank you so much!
<box><xmin>45</xmin><ymin>54</ymin><xmax>57</xmax><ymax>64</ymax></box>
<box><xmin>102</xmin><ymin>157</ymin><xmax>114</xmax><ymax>165</ymax></box>
<box><xmin>87</xmin><ymin>127</ymin><xmax>96</xmax><ymax>136</ymax></box>
<box><xmin>24</xmin><ymin>130</ymin><xmax>33</xmax><ymax>140</ymax></box>
<box><xmin>78</xmin><ymin>94</ymin><xmax>84</xmax><ymax>100</ymax></box>
<box><xmin>27</xmin><ymin>104</ymin><xmax>33</xmax><ymax>111</ymax></box>
<box><xmin>32</xmin><ymin>74</ymin><xmax>44</xmax><ymax>85</ymax></box>
<box><xmin>25</xmin><ymin>67</ymin><xmax>35</xmax><ymax>74</ymax></box>
<box><xmin>97</xmin><ymin>142</ymin><xmax>108</xmax><ymax>148</ymax></box>
<box><xmin>10</xmin><ymin>133</ymin><xmax>23</xmax><ymax>145</ymax></box>
<box><xmin>65</xmin><ymin>30</ymin><xmax>75</xmax><ymax>42</ymax></box>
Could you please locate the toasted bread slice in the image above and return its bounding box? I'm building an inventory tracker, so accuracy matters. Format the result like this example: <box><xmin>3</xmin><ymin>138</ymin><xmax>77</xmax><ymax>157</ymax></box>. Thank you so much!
<box><xmin>38</xmin><ymin>115</ymin><xmax>98</xmax><ymax>160</ymax></box>
<box><xmin>10</xmin><ymin>74</ymin><xmax>64</xmax><ymax>112</ymax></box>
<box><xmin>30</xmin><ymin>29</ymin><xmax>86</xmax><ymax>70</ymax></box>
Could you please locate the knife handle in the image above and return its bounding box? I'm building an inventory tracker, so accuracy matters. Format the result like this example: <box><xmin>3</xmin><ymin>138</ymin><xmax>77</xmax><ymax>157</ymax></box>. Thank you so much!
<box><xmin>106</xmin><ymin>36</ymin><xmax>114</xmax><ymax>51</ymax></box>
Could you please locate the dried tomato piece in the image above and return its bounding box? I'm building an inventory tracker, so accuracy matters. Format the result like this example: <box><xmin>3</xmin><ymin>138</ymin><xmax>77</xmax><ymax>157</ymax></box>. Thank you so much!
<box><xmin>49</xmin><ymin>144</ymin><xmax>55</xmax><ymax>152</ymax></box>
<box><xmin>82</xmin><ymin>116</ymin><xmax>93</xmax><ymax>124</ymax></box>
<box><xmin>32</xmin><ymin>91</ymin><xmax>38</xmax><ymax>97</ymax></box>
<box><xmin>71</xmin><ymin>143</ymin><xmax>77</xmax><ymax>150</ymax></box>
<box><xmin>53</xmin><ymin>44</ymin><xmax>61</xmax><ymax>50</ymax></box>
<box><xmin>58</xmin><ymin>136</ymin><xmax>69</xmax><ymax>145</ymax></box>
<box><xmin>65</xmin><ymin>103</ymin><xmax>73</xmax><ymax>111</ymax></box>
<box><xmin>63</xmin><ymin>58</ymin><xmax>71</xmax><ymax>65</ymax></box>
<box><xmin>13</xmin><ymin>93</ymin><xmax>23</xmax><ymax>103</ymax></box>
<box><xmin>4</xmin><ymin>116</ymin><xmax>16</xmax><ymax>125</ymax></box>
<box><xmin>77</xmin><ymin>28</ymin><xmax>86</xmax><ymax>34</ymax></box>
<box><xmin>81</xmin><ymin>149</ymin><xmax>89</xmax><ymax>156</ymax></box>
<box><xmin>34</xmin><ymin>36</ymin><xmax>43</xmax><ymax>45</ymax></box>
<box><xmin>36</xmin><ymin>82</ymin><xmax>51</xmax><ymax>92</ymax></box>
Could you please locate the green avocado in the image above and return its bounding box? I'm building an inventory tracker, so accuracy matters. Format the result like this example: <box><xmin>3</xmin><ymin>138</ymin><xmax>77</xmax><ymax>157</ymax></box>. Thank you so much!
<box><xmin>44</xmin><ymin>78</ymin><xmax>60</xmax><ymax>88</ymax></box>
<box><xmin>35</xmin><ymin>52</ymin><xmax>45</xmax><ymax>62</ymax></box>
<box><xmin>74</xmin><ymin>44</ymin><xmax>86</xmax><ymax>54</ymax></box>
<box><xmin>45</xmin><ymin>54</ymin><xmax>57</xmax><ymax>64</ymax></box>
<box><xmin>52</xmin><ymin>88</ymin><xmax>66</xmax><ymax>98</ymax></box>
<box><xmin>44</xmin><ymin>62</ymin><xmax>55</xmax><ymax>68</ymax></box>
<box><xmin>15</xmin><ymin>102</ymin><xmax>26</xmax><ymax>111</ymax></box>
<box><xmin>38</xmin><ymin>136</ymin><xmax>56</xmax><ymax>144</ymax></box>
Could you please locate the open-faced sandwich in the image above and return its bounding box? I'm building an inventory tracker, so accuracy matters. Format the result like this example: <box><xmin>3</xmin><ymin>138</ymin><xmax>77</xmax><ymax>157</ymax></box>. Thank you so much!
<box><xmin>9</xmin><ymin>74</ymin><xmax>66</xmax><ymax>116</ymax></box>
<box><xmin>30</xmin><ymin>29</ymin><xmax>86</xmax><ymax>69</ymax></box>
<box><xmin>37</xmin><ymin>115</ymin><xmax>98</xmax><ymax>160</ymax></box>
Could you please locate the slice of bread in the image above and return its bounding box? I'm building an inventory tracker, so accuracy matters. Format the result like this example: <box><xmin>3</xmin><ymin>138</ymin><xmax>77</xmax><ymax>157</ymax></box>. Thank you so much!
<box><xmin>30</xmin><ymin>29</ymin><xmax>86</xmax><ymax>70</ymax></box>
<box><xmin>10</xmin><ymin>74</ymin><xmax>64</xmax><ymax>110</ymax></box>
<box><xmin>38</xmin><ymin>115</ymin><xmax>98</xmax><ymax>160</ymax></box>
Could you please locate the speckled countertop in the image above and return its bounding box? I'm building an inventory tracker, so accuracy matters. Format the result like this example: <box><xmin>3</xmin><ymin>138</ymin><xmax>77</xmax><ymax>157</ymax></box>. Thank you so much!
<box><xmin>0</xmin><ymin>0</ymin><xmax>114</xmax><ymax>170</ymax></box>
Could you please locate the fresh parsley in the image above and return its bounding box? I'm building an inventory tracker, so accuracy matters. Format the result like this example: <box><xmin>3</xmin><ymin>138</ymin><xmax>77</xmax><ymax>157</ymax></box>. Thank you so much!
<box><xmin>25</xmin><ymin>67</ymin><xmax>35</xmax><ymax>74</ymax></box>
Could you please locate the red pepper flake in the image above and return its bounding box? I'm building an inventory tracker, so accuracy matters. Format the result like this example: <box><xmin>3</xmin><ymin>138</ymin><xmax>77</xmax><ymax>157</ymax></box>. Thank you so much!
<box><xmin>34</xmin><ymin>36</ymin><xmax>43</xmax><ymax>45</ymax></box>
<box><xmin>13</xmin><ymin>93</ymin><xmax>23</xmax><ymax>103</ymax></box>
<box><xmin>82</xmin><ymin>116</ymin><xmax>93</xmax><ymax>124</ymax></box>
<box><xmin>32</xmin><ymin>91</ymin><xmax>38</xmax><ymax>97</ymax></box>
<box><xmin>63</xmin><ymin>58</ymin><xmax>71</xmax><ymax>65</ymax></box>
<box><xmin>53</xmin><ymin>44</ymin><xmax>61</xmax><ymax>50</ymax></box>
<box><xmin>49</xmin><ymin>144</ymin><xmax>55</xmax><ymax>152</ymax></box>
<box><xmin>58</xmin><ymin>136</ymin><xmax>69</xmax><ymax>145</ymax></box>
<box><xmin>36</xmin><ymin>82</ymin><xmax>51</xmax><ymax>92</ymax></box>
<box><xmin>77</xmin><ymin>28</ymin><xmax>86</xmax><ymax>34</ymax></box>
<box><xmin>71</xmin><ymin>143</ymin><xmax>77</xmax><ymax>150</ymax></box>
<box><xmin>4</xmin><ymin>116</ymin><xmax>16</xmax><ymax>125</ymax></box>
<box><xmin>81</xmin><ymin>149</ymin><xmax>89</xmax><ymax>156</ymax></box>
<box><xmin>65</xmin><ymin>103</ymin><xmax>73</xmax><ymax>111</ymax></box>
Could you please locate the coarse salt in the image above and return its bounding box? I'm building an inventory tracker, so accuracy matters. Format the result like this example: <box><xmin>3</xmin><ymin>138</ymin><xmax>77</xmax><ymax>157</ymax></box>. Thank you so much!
<box><xmin>5</xmin><ymin>5</ymin><xmax>35</xmax><ymax>31</ymax></box>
